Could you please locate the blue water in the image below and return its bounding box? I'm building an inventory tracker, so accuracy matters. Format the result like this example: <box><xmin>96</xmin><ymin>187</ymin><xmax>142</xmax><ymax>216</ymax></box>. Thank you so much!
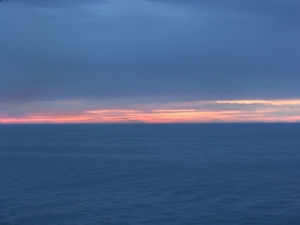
<box><xmin>0</xmin><ymin>124</ymin><xmax>299</xmax><ymax>225</ymax></box>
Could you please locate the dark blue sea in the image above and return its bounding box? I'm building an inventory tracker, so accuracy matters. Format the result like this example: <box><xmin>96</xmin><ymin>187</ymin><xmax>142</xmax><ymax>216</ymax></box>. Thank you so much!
<box><xmin>0</xmin><ymin>124</ymin><xmax>299</xmax><ymax>225</ymax></box>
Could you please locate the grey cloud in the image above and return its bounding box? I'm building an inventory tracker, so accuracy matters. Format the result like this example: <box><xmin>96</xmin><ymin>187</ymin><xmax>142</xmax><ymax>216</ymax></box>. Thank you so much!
<box><xmin>0</xmin><ymin>0</ymin><xmax>299</xmax><ymax>104</ymax></box>
<box><xmin>149</xmin><ymin>0</ymin><xmax>300</xmax><ymax>29</ymax></box>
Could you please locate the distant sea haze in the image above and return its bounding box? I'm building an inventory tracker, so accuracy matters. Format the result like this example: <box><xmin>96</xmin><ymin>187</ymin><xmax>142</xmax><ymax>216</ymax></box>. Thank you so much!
<box><xmin>1</xmin><ymin>124</ymin><xmax>300</xmax><ymax>225</ymax></box>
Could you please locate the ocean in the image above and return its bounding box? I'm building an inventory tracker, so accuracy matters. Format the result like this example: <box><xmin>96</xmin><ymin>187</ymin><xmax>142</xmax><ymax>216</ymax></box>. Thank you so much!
<box><xmin>0</xmin><ymin>124</ymin><xmax>299</xmax><ymax>224</ymax></box>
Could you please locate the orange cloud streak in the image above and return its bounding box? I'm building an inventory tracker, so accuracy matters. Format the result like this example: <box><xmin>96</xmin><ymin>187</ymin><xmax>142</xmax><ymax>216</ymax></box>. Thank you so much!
<box><xmin>0</xmin><ymin>110</ymin><xmax>299</xmax><ymax>124</ymax></box>
<box><xmin>1</xmin><ymin>99</ymin><xmax>300</xmax><ymax>123</ymax></box>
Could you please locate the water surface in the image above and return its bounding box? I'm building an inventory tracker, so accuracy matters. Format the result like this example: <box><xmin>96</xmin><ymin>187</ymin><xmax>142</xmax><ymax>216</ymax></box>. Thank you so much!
<box><xmin>0</xmin><ymin>124</ymin><xmax>299</xmax><ymax>224</ymax></box>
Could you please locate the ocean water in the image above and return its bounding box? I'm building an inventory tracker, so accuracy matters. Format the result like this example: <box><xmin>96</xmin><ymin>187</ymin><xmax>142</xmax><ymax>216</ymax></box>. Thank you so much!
<box><xmin>0</xmin><ymin>124</ymin><xmax>299</xmax><ymax>225</ymax></box>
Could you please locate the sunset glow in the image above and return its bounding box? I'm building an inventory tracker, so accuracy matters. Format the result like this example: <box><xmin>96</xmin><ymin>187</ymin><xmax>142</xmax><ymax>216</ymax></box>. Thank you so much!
<box><xmin>1</xmin><ymin>99</ymin><xmax>300</xmax><ymax>124</ymax></box>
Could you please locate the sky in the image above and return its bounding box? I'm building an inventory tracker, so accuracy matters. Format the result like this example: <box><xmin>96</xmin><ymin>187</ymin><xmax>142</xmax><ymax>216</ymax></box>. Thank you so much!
<box><xmin>0</xmin><ymin>0</ymin><xmax>300</xmax><ymax>123</ymax></box>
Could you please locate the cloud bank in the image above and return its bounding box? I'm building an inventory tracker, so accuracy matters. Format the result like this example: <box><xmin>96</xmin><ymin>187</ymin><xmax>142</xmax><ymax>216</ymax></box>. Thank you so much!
<box><xmin>0</xmin><ymin>0</ymin><xmax>299</xmax><ymax>122</ymax></box>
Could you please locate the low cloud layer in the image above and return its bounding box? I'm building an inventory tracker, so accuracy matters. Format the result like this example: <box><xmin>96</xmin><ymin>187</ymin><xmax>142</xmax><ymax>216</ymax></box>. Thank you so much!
<box><xmin>1</xmin><ymin>99</ymin><xmax>300</xmax><ymax>123</ymax></box>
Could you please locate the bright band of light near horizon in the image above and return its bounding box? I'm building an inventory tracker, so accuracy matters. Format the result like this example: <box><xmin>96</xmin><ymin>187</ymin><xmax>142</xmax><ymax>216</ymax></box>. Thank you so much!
<box><xmin>1</xmin><ymin>99</ymin><xmax>300</xmax><ymax>123</ymax></box>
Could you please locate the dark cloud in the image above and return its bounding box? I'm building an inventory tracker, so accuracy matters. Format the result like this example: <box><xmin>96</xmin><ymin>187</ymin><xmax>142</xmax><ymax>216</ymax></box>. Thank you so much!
<box><xmin>0</xmin><ymin>0</ymin><xmax>299</xmax><ymax>104</ymax></box>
